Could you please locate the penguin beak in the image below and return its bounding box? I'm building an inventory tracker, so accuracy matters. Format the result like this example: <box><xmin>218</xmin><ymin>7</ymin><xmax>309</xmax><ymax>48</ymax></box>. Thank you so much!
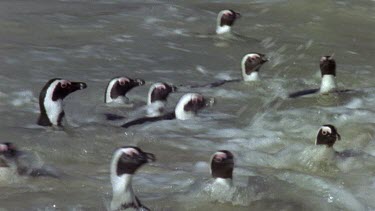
<box><xmin>171</xmin><ymin>85</ymin><xmax>178</xmax><ymax>92</ymax></box>
<box><xmin>337</xmin><ymin>133</ymin><xmax>341</xmax><ymax>141</ymax></box>
<box><xmin>143</xmin><ymin>152</ymin><xmax>156</xmax><ymax>163</ymax></box>
<box><xmin>260</xmin><ymin>54</ymin><xmax>269</xmax><ymax>63</ymax></box>
<box><xmin>235</xmin><ymin>12</ymin><xmax>241</xmax><ymax>19</ymax></box>
<box><xmin>205</xmin><ymin>97</ymin><xmax>215</xmax><ymax>108</ymax></box>
<box><xmin>70</xmin><ymin>82</ymin><xmax>87</xmax><ymax>91</ymax></box>
<box><xmin>134</xmin><ymin>151</ymin><xmax>155</xmax><ymax>164</ymax></box>
<box><xmin>135</xmin><ymin>79</ymin><xmax>145</xmax><ymax>86</ymax></box>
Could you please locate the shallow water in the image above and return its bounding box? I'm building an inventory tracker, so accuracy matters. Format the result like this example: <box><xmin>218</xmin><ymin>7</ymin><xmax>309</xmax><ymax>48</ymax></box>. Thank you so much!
<box><xmin>0</xmin><ymin>0</ymin><xmax>375</xmax><ymax>210</ymax></box>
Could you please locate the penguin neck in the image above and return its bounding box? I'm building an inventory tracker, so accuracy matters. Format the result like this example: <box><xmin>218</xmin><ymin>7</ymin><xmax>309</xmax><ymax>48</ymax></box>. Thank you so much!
<box><xmin>111</xmin><ymin>173</ymin><xmax>138</xmax><ymax>210</ymax></box>
<box><xmin>216</xmin><ymin>25</ymin><xmax>231</xmax><ymax>35</ymax></box>
<box><xmin>109</xmin><ymin>96</ymin><xmax>130</xmax><ymax>104</ymax></box>
<box><xmin>146</xmin><ymin>100</ymin><xmax>166</xmax><ymax>117</ymax></box>
<box><xmin>320</xmin><ymin>74</ymin><xmax>337</xmax><ymax>93</ymax></box>
<box><xmin>242</xmin><ymin>71</ymin><xmax>260</xmax><ymax>82</ymax></box>
<box><xmin>241</xmin><ymin>58</ymin><xmax>261</xmax><ymax>81</ymax></box>
<box><xmin>105</xmin><ymin>80</ymin><xmax>117</xmax><ymax>104</ymax></box>
<box><xmin>175</xmin><ymin>107</ymin><xmax>195</xmax><ymax>120</ymax></box>
<box><xmin>147</xmin><ymin>88</ymin><xmax>154</xmax><ymax>105</ymax></box>
<box><xmin>39</xmin><ymin>80</ymin><xmax>64</xmax><ymax>126</ymax></box>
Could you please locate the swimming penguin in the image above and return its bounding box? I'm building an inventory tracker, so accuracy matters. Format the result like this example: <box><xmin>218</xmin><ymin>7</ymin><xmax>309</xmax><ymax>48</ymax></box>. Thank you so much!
<box><xmin>105</xmin><ymin>77</ymin><xmax>145</xmax><ymax>104</ymax></box>
<box><xmin>121</xmin><ymin>93</ymin><xmax>209</xmax><ymax>128</ymax></box>
<box><xmin>187</xmin><ymin>53</ymin><xmax>268</xmax><ymax>88</ymax></box>
<box><xmin>288</xmin><ymin>56</ymin><xmax>351</xmax><ymax>98</ymax></box>
<box><xmin>216</xmin><ymin>10</ymin><xmax>241</xmax><ymax>35</ymax></box>
<box><xmin>37</xmin><ymin>78</ymin><xmax>87</xmax><ymax>127</ymax></box>
<box><xmin>316</xmin><ymin>124</ymin><xmax>341</xmax><ymax>147</ymax></box>
<box><xmin>210</xmin><ymin>150</ymin><xmax>234</xmax><ymax>187</ymax></box>
<box><xmin>146</xmin><ymin>82</ymin><xmax>177</xmax><ymax>117</ymax></box>
<box><xmin>241</xmin><ymin>53</ymin><xmax>269</xmax><ymax>81</ymax></box>
<box><xmin>110</xmin><ymin>146</ymin><xmax>155</xmax><ymax>211</ymax></box>
<box><xmin>0</xmin><ymin>142</ymin><xmax>60</xmax><ymax>178</ymax></box>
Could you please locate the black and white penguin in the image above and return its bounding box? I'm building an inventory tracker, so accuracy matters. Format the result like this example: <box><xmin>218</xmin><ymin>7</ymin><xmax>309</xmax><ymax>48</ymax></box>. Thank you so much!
<box><xmin>315</xmin><ymin>124</ymin><xmax>341</xmax><ymax>148</ymax></box>
<box><xmin>216</xmin><ymin>10</ymin><xmax>241</xmax><ymax>35</ymax></box>
<box><xmin>0</xmin><ymin>142</ymin><xmax>59</xmax><ymax>178</ymax></box>
<box><xmin>146</xmin><ymin>82</ymin><xmax>177</xmax><ymax>117</ymax></box>
<box><xmin>186</xmin><ymin>53</ymin><xmax>268</xmax><ymax>88</ymax></box>
<box><xmin>210</xmin><ymin>150</ymin><xmax>234</xmax><ymax>187</ymax></box>
<box><xmin>37</xmin><ymin>78</ymin><xmax>87</xmax><ymax>127</ymax></box>
<box><xmin>121</xmin><ymin>93</ymin><xmax>209</xmax><ymax>128</ymax></box>
<box><xmin>241</xmin><ymin>53</ymin><xmax>269</xmax><ymax>81</ymax></box>
<box><xmin>288</xmin><ymin>56</ymin><xmax>349</xmax><ymax>98</ymax></box>
<box><xmin>110</xmin><ymin>146</ymin><xmax>155</xmax><ymax>211</ymax></box>
<box><xmin>105</xmin><ymin>77</ymin><xmax>145</xmax><ymax>104</ymax></box>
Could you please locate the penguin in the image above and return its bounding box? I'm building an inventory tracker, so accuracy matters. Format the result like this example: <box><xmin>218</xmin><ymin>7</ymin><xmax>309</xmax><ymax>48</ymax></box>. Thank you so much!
<box><xmin>315</xmin><ymin>124</ymin><xmax>341</xmax><ymax>148</ymax></box>
<box><xmin>110</xmin><ymin>146</ymin><xmax>155</xmax><ymax>211</ymax></box>
<box><xmin>288</xmin><ymin>55</ymin><xmax>351</xmax><ymax>98</ymax></box>
<box><xmin>37</xmin><ymin>78</ymin><xmax>87</xmax><ymax>127</ymax></box>
<box><xmin>216</xmin><ymin>10</ymin><xmax>241</xmax><ymax>35</ymax></box>
<box><xmin>121</xmin><ymin>93</ymin><xmax>209</xmax><ymax>128</ymax></box>
<box><xmin>241</xmin><ymin>53</ymin><xmax>269</xmax><ymax>81</ymax></box>
<box><xmin>187</xmin><ymin>53</ymin><xmax>268</xmax><ymax>88</ymax></box>
<box><xmin>0</xmin><ymin>142</ymin><xmax>60</xmax><ymax>178</ymax></box>
<box><xmin>146</xmin><ymin>82</ymin><xmax>177</xmax><ymax>117</ymax></box>
<box><xmin>210</xmin><ymin>150</ymin><xmax>234</xmax><ymax>187</ymax></box>
<box><xmin>314</xmin><ymin>124</ymin><xmax>369</xmax><ymax>160</ymax></box>
<box><xmin>105</xmin><ymin>77</ymin><xmax>145</xmax><ymax>104</ymax></box>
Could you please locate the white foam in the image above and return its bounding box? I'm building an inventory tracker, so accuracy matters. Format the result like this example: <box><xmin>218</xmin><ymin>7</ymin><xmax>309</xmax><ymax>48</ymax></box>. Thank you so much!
<box><xmin>193</xmin><ymin>161</ymin><xmax>209</xmax><ymax>173</ymax></box>
<box><xmin>10</xmin><ymin>90</ymin><xmax>35</xmax><ymax>107</ymax></box>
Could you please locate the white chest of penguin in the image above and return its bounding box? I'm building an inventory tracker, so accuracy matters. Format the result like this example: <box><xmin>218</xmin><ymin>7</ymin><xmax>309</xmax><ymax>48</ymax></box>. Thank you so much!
<box><xmin>320</xmin><ymin>75</ymin><xmax>337</xmax><ymax>93</ymax></box>
<box><xmin>44</xmin><ymin>99</ymin><xmax>63</xmax><ymax>125</ymax></box>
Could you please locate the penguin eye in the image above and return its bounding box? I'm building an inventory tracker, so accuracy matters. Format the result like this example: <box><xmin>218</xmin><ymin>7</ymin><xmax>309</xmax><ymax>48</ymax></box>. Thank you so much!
<box><xmin>214</xmin><ymin>157</ymin><xmax>223</xmax><ymax>162</ymax></box>
<box><xmin>61</xmin><ymin>83</ymin><xmax>68</xmax><ymax>88</ymax></box>
<box><xmin>119</xmin><ymin>80</ymin><xmax>126</xmax><ymax>86</ymax></box>
<box><xmin>322</xmin><ymin>130</ymin><xmax>327</xmax><ymax>135</ymax></box>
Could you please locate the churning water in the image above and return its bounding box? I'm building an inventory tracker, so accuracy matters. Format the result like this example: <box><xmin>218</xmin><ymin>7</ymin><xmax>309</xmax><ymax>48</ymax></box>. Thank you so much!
<box><xmin>0</xmin><ymin>0</ymin><xmax>374</xmax><ymax>210</ymax></box>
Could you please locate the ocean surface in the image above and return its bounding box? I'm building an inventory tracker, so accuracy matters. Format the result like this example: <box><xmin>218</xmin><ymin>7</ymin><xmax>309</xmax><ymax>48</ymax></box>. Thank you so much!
<box><xmin>0</xmin><ymin>0</ymin><xmax>375</xmax><ymax>210</ymax></box>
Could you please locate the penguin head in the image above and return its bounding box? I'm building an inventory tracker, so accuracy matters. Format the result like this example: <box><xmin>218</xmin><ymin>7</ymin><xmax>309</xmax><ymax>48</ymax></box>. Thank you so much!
<box><xmin>0</xmin><ymin>142</ymin><xmax>18</xmax><ymax>158</ymax></box>
<box><xmin>218</xmin><ymin>10</ymin><xmax>240</xmax><ymax>27</ymax></box>
<box><xmin>0</xmin><ymin>143</ymin><xmax>20</xmax><ymax>167</ymax></box>
<box><xmin>320</xmin><ymin>55</ymin><xmax>336</xmax><ymax>77</ymax></box>
<box><xmin>112</xmin><ymin>146</ymin><xmax>155</xmax><ymax>176</ymax></box>
<box><xmin>216</xmin><ymin>10</ymin><xmax>241</xmax><ymax>34</ymax></box>
<box><xmin>105</xmin><ymin>77</ymin><xmax>145</xmax><ymax>103</ymax></box>
<box><xmin>242</xmin><ymin>53</ymin><xmax>268</xmax><ymax>75</ymax></box>
<box><xmin>210</xmin><ymin>150</ymin><xmax>234</xmax><ymax>179</ymax></box>
<box><xmin>182</xmin><ymin>93</ymin><xmax>206</xmax><ymax>113</ymax></box>
<box><xmin>175</xmin><ymin>93</ymin><xmax>209</xmax><ymax>120</ymax></box>
<box><xmin>37</xmin><ymin>78</ymin><xmax>87</xmax><ymax>127</ymax></box>
<box><xmin>316</xmin><ymin>124</ymin><xmax>341</xmax><ymax>147</ymax></box>
<box><xmin>148</xmin><ymin>82</ymin><xmax>177</xmax><ymax>104</ymax></box>
<box><xmin>43</xmin><ymin>78</ymin><xmax>87</xmax><ymax>101</ymax></box>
